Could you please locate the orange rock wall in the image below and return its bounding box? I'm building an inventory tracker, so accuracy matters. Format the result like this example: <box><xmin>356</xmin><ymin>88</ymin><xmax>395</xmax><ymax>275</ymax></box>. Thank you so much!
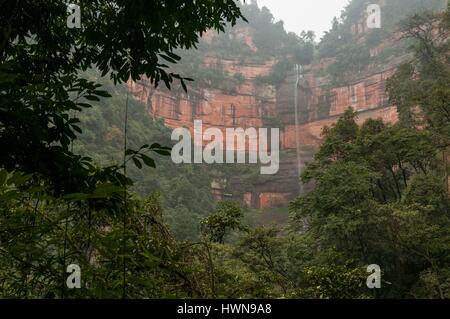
<box><xmin>259</xmin><ymin>192</ymin><xmax>291</xmax><ymax>209</ymax></box>
<box><xmin>127</xmin><ymin>26</ymin><xmax>406</xmax><ymax>209</ymax></box>
<box><xmin>128</xmin><ymin>57</ymin><xmax>277</xmax><ymax>153</ymax></box>
<box><xmin>282</xmin><ymin>106</ymin><xmax>399</xmax><ymax>149</ymax></box>
<box><xmin>130</xmin><ymin>72</ymin><xmax>399</xmax><ymax>147</ymax></box>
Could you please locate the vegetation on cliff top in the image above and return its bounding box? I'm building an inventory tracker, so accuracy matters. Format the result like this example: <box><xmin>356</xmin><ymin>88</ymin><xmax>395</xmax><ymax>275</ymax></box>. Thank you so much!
<box><xmin>320</xmin><ymin>0</ymin><xmax>448</xmax><ymax>84</ymax></box>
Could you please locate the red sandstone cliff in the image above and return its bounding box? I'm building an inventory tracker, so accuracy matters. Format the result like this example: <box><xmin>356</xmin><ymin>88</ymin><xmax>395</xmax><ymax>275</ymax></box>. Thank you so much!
<box><xmin>127</xmin><ymin>25</ymin><xmax>407</xmax><ymax>209</ymax></box>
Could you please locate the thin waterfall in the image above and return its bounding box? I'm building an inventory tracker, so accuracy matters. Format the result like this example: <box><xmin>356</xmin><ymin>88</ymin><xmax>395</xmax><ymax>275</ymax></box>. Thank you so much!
<box><xmin>294</xmin><ymin>64</ymin><xmax>303</xmax><ymax>195</ymax></box>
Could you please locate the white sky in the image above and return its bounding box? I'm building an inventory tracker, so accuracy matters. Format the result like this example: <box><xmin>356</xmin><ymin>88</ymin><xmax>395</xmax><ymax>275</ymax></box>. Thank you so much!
<box><xmin>254</xmin><ymin>0</ymin><xmax>351</xmax><ymax>39</ymax></box>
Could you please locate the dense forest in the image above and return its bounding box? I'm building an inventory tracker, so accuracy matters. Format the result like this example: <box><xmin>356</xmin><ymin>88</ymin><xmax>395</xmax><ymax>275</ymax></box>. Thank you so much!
<box><xmin>1</xmin><ymin>0</ymin><xmax>450</xmax><ymax>299</ymax></box>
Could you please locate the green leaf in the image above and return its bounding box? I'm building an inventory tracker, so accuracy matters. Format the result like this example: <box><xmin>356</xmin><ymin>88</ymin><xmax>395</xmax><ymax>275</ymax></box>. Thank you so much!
<box><xmin>139</xmin><ymin>144</ymin><xmax>150</xmax><ymax>150</ymax></box>
<box><xmin>132</xmin><ymin>158</ymin><xmax>142</xmax><ymax>169</ymax></box>
<box><xmin>150</xmin><ymin>143</ymin><xmax>162</xmax><ymax>149</ymax></box>
<box><xmin>140</xmin><ymin>154</ymin><xmax>156</xmax><ymax>168</ymax></box>
<box><xmin>76</xmin><ymin>103</ymin><xmax>93</xmax><ymax>108</ymax></box>
<box><xmin>153</xmin><ymin>149</ymin><xmax>171</xmax><ymax>156</ymax></box>
<box><xmin>53</xmin><ymin>115</ymin><xmax>64</xmax><ymax>129</ymax></box>
<box><xmin>159</xmin><ymin>54</ymin><xmax>178</xmax><ymax>64</ymax></box>
<box><xmin>71</xmin><ymin>125</ymin><xmax>82</xmax><ymax>134</ymax></box>
<box><xmin>180</xmin><ymin>78</ymin><xmax>188</xmax><ymax>93</ymax></box>
<box><xmin>165</xmin><ymin>51</ymin><xmax>181</xmax><ymax>61</ymax></box>
<box><xmin>84</xmin><ymin>95</ymin><xmax>100</xmax><ymax>101</ymax></box>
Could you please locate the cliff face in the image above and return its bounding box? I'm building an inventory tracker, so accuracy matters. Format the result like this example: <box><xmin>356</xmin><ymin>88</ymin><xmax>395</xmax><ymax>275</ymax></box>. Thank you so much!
<box><xmin>128</xmin><ymin>55</ymin><xmax>399</xmax><ymax>147</ymax></box>
<box><xmin>127</xmin><ymin>26</ymin><xmax>404</xmax><ymax>209</ymax></box>
<box><xmin>128</xmin><ymin>58</ymin><xmax>275</xmax><ymax>134</ymax></box>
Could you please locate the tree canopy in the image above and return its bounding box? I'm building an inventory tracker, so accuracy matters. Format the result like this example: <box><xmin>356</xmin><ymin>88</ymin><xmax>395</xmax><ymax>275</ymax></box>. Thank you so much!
<box><xmin>0</xmin><ymin>0</ymin><xmax>245</xmax><ymax>196</ymax></box>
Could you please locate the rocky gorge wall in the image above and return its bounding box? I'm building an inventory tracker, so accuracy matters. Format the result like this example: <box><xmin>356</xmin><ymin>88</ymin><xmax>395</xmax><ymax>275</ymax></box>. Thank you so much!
<box><xmin>127</xmin><ymin>33</ymin><xmax>404</xmax><ymax>209</ymax></box>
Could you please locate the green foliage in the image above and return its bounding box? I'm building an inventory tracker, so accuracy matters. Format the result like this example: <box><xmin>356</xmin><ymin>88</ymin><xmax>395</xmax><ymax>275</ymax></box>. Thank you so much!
<box><xmin>316</xmin><ymin>91</ymin><xmax>333</xmax><ymax>119</ymax></box>
<box><xmin>2</xmin><ymin>0</ymin><xmax>450</xmax><ymax>300</ymax></box>
<box><xmin>289</xmin><ymin>8</ymin><xmax>450</xmax><ymax>297</ymax></box>
<box><xmin>387</xmin><ymin>8</ymin><xmax>450</xmax><ymax>143</ymax></box>
<box><xmin>196</xmin><ymin>65</ymin><xmax>230</xmax><ymax>88</ymax></box>
<box><xmin>327</xmin><ymin>43</ymin><xmax>371</xmax><ymax>84</ymax></box>
<box><xmin>207</xmin><ymin>30</ymin><xmax>255</xmax><ymax>59</ymax></box>
<box><xmin>296</xmin><ymin>265</ymin><xmax>369</xmax><ymax>299</ymax></box>
<box><xmin>201</xmin><ymin>201</ymin><xmax>245</xmax><ymax>244</ymax></box>
<box><xmin>169</xmin><ymin>2</ymin><xmax>316</xmax><ymax>92</ymax></box>
<box><xmin>386</xmin><ymin>63</ymin><xmax>418</xmax><ymax>127</ymax></box>
<box><xmin>290</xmin><ymin>103</ymin><xmax>450</xmax><ymax>297</ymax></box>
<box><xmin>0</xmin><ymin>0</ymin><xmax>244</xmax><ymax>196</ymax></box>
<box><xmin>72</xmin><ymin>71</ymin><xmax>217</xmax><ymax>241</ymax></box>
<box><xmin>0</xmin><ymin>180</ymin><xmax>215</xmax><ymax>298</ymax></box>
<box><xmin>254</xmin><ymin>60</ymin><xmax>293</xmax><ymax>88</ymax></box>
<box><xmin>233</xmin><ymin>72</ymin><xmax>246</xmax><ymax>85</ymax></box>
<box><xmin>0</xmin><ymin>0</ymin><xmax>250</xmax><ymax>299</ymax></box>
<box><xmin>241</xmin><ymin>5</ymin><xmax>285</xmax><ymax>56</ymax></box>
<box><xmin>318</xmin><ymin>0</ymin><xmax>447</xmax><ymax>84</ymax></box>
<box><xmin>262</xmin><ymin>114</ymin><xmax>285</xmax><ymax>129</ymax></box>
